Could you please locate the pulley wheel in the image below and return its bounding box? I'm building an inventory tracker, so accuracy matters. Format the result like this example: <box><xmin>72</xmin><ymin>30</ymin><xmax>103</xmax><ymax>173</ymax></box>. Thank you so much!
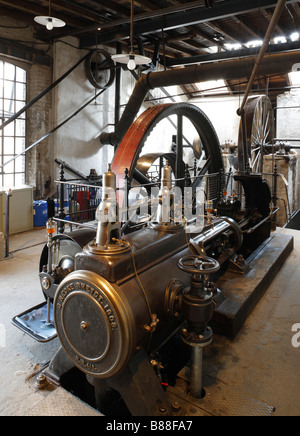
<box><xmin>85</xmin><ymin>49</ymin><xmax>115</xmax><ymax>89</ymax></box>
<box><xmin>238</xmin><ymin>95</ymin><xmax>275</xmax><ymax>172</ymax></box>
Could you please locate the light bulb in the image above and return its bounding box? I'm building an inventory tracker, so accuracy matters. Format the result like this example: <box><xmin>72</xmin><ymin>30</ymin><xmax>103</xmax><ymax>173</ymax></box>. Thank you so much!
<box><xmin>127</xmin><ymin>57</ymin><xmax>136</xmax><ymax>71</ymax></box>
<box><xmin>46</xmin><ymin>19</ymin><xmax>54</xmax><ymax>30</ymax></box>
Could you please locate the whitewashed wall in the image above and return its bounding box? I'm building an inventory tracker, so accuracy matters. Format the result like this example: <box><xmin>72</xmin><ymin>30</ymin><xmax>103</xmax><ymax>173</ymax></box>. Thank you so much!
<box><xmin>53</xmin><ymin>38</ymin><xmax>115</xmax><ymax>180</ymax></box>
<box><xmin>53</xmin><ymin>43</ymin><xmax>185</xmax><ymax>180</ymax></box>
<box><xmin>188</xmin><ymin>96</ymin><xmax>241</xmax><ymax>146</ymax></box>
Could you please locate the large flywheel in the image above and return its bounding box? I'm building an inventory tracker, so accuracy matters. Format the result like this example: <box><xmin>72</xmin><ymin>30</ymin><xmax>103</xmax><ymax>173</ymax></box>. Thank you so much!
<box><xmin>112</xmin><ymin>103</ymin><xmax>224</xmax><ymax>208</ymax></box>
<box><xmin>238</xmin><ymin>95</ymin><xmax>275</xmax><ymax>173</ymax></box>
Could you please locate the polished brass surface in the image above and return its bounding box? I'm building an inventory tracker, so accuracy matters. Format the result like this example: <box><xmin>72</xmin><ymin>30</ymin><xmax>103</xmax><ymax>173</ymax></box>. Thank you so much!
<box><xmin>54</xmin><ymin>270</ymin><xmax>135</xmax><ymax>378</ymax></box>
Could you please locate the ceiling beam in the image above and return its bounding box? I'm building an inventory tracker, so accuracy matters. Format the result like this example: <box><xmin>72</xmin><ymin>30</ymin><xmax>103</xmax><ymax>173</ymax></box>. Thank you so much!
<box><xmin>165</xmin><ymin>39</ymin><xmax>300</xmax><ymax>67</ymax></box>
<box><xmin>261</xmin><ymin>8</ymin><xmax>286</xmax><ymax>37</ymax></box>
<box><xmin>0</xmin><ymin>0</ymin><xmax>86</xmax><ymax>28</ymax></box>
<box><xmin>79</xmin><ymin>0</ymin><xmax>300</xmax><ymax>48</ymax></box>
<box><xmin>231</xmin><ymin>15</ymin><xmax>260</xmax><ymax>40</ymax></box>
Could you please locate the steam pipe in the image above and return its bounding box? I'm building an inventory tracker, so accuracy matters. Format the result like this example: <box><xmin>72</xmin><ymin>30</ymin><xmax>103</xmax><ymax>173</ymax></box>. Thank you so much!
<box><xmin>100</xmin><ymin>50</ymin><xmax>300</xmax><ymax>148</ymax></box>
<box><xmin>238</xmin><ymin>0</ymin><xmax>287</xmax><ymax>115</ymax></box>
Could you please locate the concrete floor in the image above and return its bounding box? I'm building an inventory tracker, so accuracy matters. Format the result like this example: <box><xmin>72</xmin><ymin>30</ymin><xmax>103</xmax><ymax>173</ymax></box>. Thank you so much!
<box><xmin>0</xmin><ymin>227</ymin><xmax>299</xmax><ymax>416</ymax></box>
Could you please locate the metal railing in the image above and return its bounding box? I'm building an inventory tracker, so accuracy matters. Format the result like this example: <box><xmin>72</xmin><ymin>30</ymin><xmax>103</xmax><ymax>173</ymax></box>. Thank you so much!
<box><xmin>55</xmin><ymin>163</ymin><xmax>102</xmax><ymax>233</ymax></box>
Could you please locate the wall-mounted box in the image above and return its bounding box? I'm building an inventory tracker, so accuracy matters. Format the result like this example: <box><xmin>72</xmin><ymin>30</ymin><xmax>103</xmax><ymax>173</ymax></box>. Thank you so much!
<box><xmin>0</xmin><ymin>186</ymin><xmax>34</xmax><ymax>235</ymax></box>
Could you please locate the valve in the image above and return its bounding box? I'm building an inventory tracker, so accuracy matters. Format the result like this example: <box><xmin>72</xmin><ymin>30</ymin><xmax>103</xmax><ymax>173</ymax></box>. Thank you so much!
<box><xmin>178</xmin><ymin>255</ymin><xmax>220</xmax><ymax>277</ymax></box>
<box><xmin>177</xmin><ymin>255</ymin><xmax>220</xmax><ymax>399</ymax></box>
<box><xmin>177</xmin><ymin>255</ymin><xmax>219</xmax><ymax>346</ymax></box>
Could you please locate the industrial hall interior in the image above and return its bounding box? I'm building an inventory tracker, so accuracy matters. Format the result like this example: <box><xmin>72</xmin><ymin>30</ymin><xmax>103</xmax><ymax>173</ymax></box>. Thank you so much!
<box><xmin>1</xmin><ymin>0</ymin><xmax>300</xmax><ymax>418</ymax></box>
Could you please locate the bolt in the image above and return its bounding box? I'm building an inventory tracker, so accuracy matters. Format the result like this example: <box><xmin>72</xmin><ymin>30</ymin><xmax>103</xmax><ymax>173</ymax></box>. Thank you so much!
<box><xmin>80</xmin><ymin>321</ymin><xmax>88</xmax><ymax>331</ymax></box>
<box><xmin>159</xmin><ymin>405</ymin><xmax>168</xmax><ymax>415</ymax></box>
<box><xmin>36</xmin><ymin>373</ymin><xmax>48</xmax><ymax>390</ymax></box>
<box><xmin>171</xmin><ymin>401</ymin><xmax>181</xmax><ymax>412</ymax></box>
<box><xmin>41</xmin><ymin>277</ymin><xmax>50</xmax><ymax>290</ymax></box>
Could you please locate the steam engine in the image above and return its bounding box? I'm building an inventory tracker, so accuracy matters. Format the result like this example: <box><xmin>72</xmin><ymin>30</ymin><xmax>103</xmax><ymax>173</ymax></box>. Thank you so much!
<box><xmin>26</xmin><ymin>159</ymin><xmax>275</xmax><ymax>416</ymax></box>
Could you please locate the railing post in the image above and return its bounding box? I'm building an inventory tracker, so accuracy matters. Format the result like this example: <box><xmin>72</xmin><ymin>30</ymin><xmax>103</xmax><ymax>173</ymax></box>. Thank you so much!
<box><xmin>58</xmin><ymin>164</ymin><xmax>66</xmax><ymax>234</ymax></box>
<box><xmin>5</xmin><ymin>189</ymin><xmax>12</xmax><ymax>258</ymax></box>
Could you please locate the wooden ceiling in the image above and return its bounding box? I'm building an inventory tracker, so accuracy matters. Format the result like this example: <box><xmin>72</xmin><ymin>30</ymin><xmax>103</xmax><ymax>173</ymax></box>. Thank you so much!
<box><xmin>1</xmin><ymin>0</ymin><xmax>300</xmax><ymax>97</ymax></box>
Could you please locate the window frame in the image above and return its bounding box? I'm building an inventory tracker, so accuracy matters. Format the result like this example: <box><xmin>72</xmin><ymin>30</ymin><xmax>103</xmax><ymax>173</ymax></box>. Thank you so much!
<box><xmin>0</xmin><ymin>59</ymin><xmax>27</xmax><ymax>188</ymax></box>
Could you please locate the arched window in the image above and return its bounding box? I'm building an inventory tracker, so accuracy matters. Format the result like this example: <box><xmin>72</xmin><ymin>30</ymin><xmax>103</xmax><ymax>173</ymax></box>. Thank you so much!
<box><xmin>0</xmin><ymin>60</ymin><xmax>26</xmax><ymax>187</ymax></box>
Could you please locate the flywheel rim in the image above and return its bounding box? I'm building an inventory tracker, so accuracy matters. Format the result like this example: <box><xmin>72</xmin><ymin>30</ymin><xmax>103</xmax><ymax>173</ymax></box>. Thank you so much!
<box><xmin>112</xmin><ymin>103</ymin><xmax>224</xmax><ymax>194</ymax></box>
<box><xmin>238</xmin><ymin>95</ymin><xmax>275</xmax><ymax>172</ymax></box>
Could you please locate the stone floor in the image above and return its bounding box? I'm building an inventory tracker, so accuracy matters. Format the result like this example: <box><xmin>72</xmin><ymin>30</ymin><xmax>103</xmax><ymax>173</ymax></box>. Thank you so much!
<box><xmin>0</xmin><ymin>226</ymin><xmax>299</xmax><ymax>416</ymax></box>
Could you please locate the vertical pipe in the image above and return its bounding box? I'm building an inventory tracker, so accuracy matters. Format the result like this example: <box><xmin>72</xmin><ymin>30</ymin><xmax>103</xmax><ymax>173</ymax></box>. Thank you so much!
<box><xmin>47</xmin><ymin>297</ymin><xmax>51</xmax><ymax>324</ymax></box>
<box><xmin>58</xmin><ymin>164</ymin><xmax>65</xmax><ymax>234</ymax></box>
<box><xmin>176</xmin><ymin>114</ymin><xmax>184</xmax><ymax>189</ymax></box>
<box><xmin>5</xmin><ymin>189</ymin><xmax>12</xmax><ymax>258</ymax></box>
<box><xmin>190</xmin><ymin>346</ymin><xmax>203</xmax><ymax>399</ymax></box>
<box><xmin>114</xmin><ymin>43</ymin><xmax>122</xmax><ymax>144</ymax></box>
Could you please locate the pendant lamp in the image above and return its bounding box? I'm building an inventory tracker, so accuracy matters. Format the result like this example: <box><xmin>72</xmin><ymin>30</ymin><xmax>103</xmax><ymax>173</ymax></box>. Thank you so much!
<box><xmin>112</xmin><ymin>0</ymin><xmax>151</xmax><ymax>70</ymax></box>
<box><xmin>34</xmin><ymin>0</ymin><xmax>66</xmax><ymax>30</ymax></box>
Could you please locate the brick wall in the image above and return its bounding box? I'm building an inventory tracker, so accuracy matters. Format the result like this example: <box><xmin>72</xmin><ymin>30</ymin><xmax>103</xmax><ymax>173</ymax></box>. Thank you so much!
<box><xmin>26</xmin><ymin>63</ymin><xmax>53</xmax><ymax>199</ymax></box>
<box><xmin>0</xmin><ymin>14</ymin><xmax>54</xmax><ymax>200</ymax></box>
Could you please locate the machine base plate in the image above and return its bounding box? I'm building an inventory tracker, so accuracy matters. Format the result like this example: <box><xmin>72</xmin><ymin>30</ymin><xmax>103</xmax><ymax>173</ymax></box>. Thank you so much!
<box><xmin>167</xmin><ymin>369</ymin><xmax>274</xmax><ymax>416</ymax></box>
<box><xmin>212</xmin><ymin>232</ymin><xmax>294</xmax><ymax>338</ymax></box>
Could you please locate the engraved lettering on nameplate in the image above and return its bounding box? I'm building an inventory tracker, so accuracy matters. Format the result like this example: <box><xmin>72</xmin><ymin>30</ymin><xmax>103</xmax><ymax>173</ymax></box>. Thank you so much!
<box><xmin>57</xmin><ymin>281</ymin><xmax>118</xmax><ymax>331</ymax></box>
<box><xmin>75</xmin><ymin>355</ymin><xmax>98</xmax><ymax>372</ymax></box>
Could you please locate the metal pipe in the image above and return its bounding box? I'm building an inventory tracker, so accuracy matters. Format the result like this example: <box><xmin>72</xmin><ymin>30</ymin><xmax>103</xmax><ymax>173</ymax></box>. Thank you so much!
<box><xmin>190</xmin><ymin>346</ymin><xmax>203</xmax><ymax>399</ymax></box>
<box><xmin>5</xmin><ymin>189</ymin><xmax>12</xmax><ymax>258</ymax></box>
<box><xmin>238</xmin><ymin>0</ymin><xmax>287</xmax><ymax>115</ymax></box>
<box><xmin>236</xmin><ymin>0</ymin><xmax>287</xmax><ymax>172</ymax></box>
<box><xmin>100</xmin><ymin>51</ymin><xmax>300</xmax><ymax>148</ymax></box>
<box><xmin>244</xmin><ymin>207</ymin><xmax>279</xmax><ymax>234</ymax></box>
<box><xmin>273</xmin><ymin>138</ymin><xmax>300</xmax><ymax>142</ymax></box>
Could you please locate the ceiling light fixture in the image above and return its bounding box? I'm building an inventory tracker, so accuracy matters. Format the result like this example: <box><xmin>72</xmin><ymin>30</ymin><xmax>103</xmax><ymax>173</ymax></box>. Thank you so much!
<box><xmin>111</xmin><ymin>0</ymin><xmax>151</xmax><ymax>70</ymax></box>
<box><xmin>34</xmin><ymin>0</ymin><xmax>66</xmax><ymax>31</ymax></box>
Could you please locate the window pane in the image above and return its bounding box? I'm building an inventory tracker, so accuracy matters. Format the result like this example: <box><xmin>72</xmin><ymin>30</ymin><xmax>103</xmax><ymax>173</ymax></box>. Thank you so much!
<box><xmin>16</xmin><ymin>67</ymin><xmax>26</xmax><ymax>83</ymax></box>
<box><xmin>15</xmin><ymin>155</ymin><xmax>25</xmax><ymax>173</ymax></box>
<box><xmin>15</xmin><ymin>100</ymin><xmax>26</xmax><ymax>116</ymax></box>
<box><xmin>15</xmin><ymin>137</ymin><xmax>25</xmax><ymax>154</ymax></box>
<box><xmin>3</xmin><ymin>137</ymin><xmax>14</xmax><ymax>155</ymax></box>
<box><xmin>15</xmin><ymin>119</ymin><xmax>25</xmax><ymax>136</ymax></box>
<box><xmin>3</xmin><ymin>119</ymin><xmax>14</xmax><ymax>136</ymax></box>
<box><xmin>0</xmin><ymin>62</ymin><xmax>3</xmax><ymax>79</ymax></box>
<box><xmin>4</xmin><ymin>80</ymin><xmax>15</xmax><ymax>99</ymax></box>
<box><xmin>16</xmin><ymin>82</ymin><xmax>26</xmax><ymax>101</ymax></box>
<box><xmin>3</xmin><ymin>157</ymin><xmax>14</xmax><ymax>174</ymax></box>
<box><xmin>15</xmin><ymin>173</ymin><xmax>25</xmax><ymax>186</ymax></box>
<box><xmin>4</xmin><ymin>99</ymin><xmax>14</xmax><ymax>117</ymax></box>
<box><xmin>4</xmin><ymin>174</ymin><xmax>14</xmax><ymax>187</ymax></box>
<box><xmin>4</xmin><ymin>63</ymin><xmax>15</xmax><ymax>80</ymax></box>
<box><xmin>0</xmin><ymin>79</ymin><xmax>3</xmax><ymax>98</ymax></box>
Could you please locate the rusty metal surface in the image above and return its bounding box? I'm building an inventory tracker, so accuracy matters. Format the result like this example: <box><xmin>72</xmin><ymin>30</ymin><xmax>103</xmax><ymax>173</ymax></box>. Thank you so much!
<box><xmin>112</xmin><ymin>104</ymin><xmax>173</xmax><ymax>198</ymax></box>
